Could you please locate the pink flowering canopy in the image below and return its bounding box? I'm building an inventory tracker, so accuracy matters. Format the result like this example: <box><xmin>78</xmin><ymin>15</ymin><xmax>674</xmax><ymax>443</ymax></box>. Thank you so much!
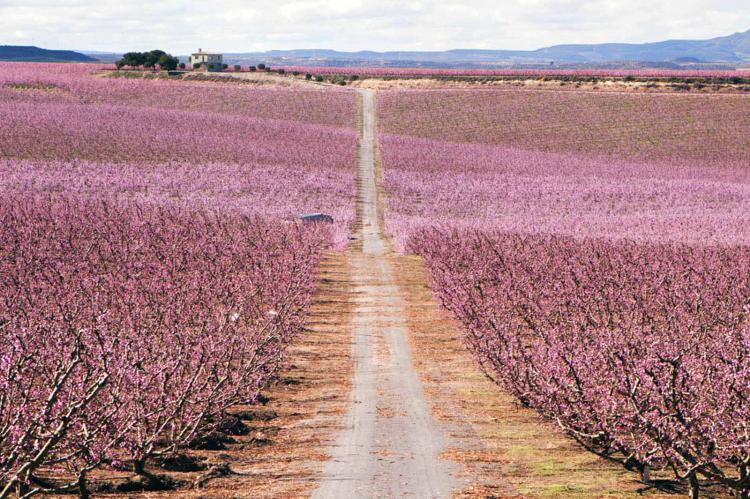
<box><xmin>0</xmin><ymin>62</ymin><xmax>356</xmax><ymax>494</ymax></box>
<box><xmin>379</xmin><ymin>87</ymin><xmax>750</xmax><ymax>494</ymax></box>
<box><xmin>283</xmin><ymin>65</ymin><xmax>750</xmax><ymax>79</ymax></box>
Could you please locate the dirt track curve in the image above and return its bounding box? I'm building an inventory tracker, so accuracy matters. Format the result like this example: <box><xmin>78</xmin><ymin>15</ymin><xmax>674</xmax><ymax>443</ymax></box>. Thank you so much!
<box><xmin>311</xmin><ymin>90</ymin><xmax>461</xmax><ymax>498</ymax></box>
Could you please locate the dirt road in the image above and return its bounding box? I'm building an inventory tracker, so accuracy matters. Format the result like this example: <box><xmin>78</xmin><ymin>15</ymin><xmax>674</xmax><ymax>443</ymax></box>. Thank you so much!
<box><xmin>311</xmin><ymin>91</ymin><xmax>460</xmax><ymax>498</ymax></box>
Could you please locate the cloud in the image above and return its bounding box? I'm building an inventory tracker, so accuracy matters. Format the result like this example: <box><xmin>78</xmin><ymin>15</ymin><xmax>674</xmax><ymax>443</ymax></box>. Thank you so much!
<box><xmin>0</xmin><ymin>0</ymin><xmax>748</xmax><ymax>53</ymax></box>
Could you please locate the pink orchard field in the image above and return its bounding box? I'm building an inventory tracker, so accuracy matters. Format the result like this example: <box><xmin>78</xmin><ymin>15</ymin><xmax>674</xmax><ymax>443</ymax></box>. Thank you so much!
<box><xmin>283</xmin><ymin>65</ymin><xmax>750</xmax><ymax>79</ymax></box>
<box><xmin>0</xmin><ymin>62</ymin><xmax>356</xmax><ymax>495</ymax></box>
<box><xmin>2</xmin><ymin>60</ymin><xmax>750</xmax><ymax>498</ymax></box>
<box><xmin>378</xmin><ymin>88</ymin><xmax>750</xmax><ymax>496</ymax></box>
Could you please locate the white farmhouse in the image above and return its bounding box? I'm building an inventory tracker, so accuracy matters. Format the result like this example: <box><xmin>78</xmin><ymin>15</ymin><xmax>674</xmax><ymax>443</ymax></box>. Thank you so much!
<box><xmin>189</xmin><ymin>49</ymin><xmax>223</xmax><ymax>72</ymax></box>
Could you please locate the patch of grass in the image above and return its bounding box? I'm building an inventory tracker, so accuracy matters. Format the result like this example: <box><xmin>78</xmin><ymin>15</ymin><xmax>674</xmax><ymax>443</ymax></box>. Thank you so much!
<box><xmin>502</xmin><ymin>444</ymin><xmax>542</xmax><ymax>460</ymax></box>
<box><xmin>531</xmin><ymin>460</ymin><xmax>576</xmax><ymax>476</ymax></box>
<box><xmin>482</xmin><ymin>425</ymin><xmax>543</xmax><ymax>441</ymax></box>
<box><xmin>525</xmin><ymin>483</ymin><xmax>593</xmax><ymax>497</ymax></box>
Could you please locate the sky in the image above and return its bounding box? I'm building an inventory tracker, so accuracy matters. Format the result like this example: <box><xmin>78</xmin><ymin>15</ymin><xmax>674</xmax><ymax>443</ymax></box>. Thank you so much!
<box><xmin>1</xmin><ymin>0</ymin><xmax>749</xmax><ymax>54</ymax></box>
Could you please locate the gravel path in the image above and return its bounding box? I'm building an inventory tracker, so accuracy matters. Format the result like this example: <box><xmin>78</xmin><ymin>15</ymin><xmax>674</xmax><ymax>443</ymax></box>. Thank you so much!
<box><xmin>311</xmin><ymin>90</ymin><xmax>461</xmax><ymax>498</ymax></box>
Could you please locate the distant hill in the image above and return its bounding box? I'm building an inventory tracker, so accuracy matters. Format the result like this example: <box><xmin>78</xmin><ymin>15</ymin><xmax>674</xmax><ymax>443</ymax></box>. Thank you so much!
<box><xmin>220</xmin><ymin>29</ymin><xmax>750</xmax><ymax>68</ymax></box>
<box><xmin>531</xmin><ymin>29</ymin><xmax>750</xmax><ymax>63</ymax></box>
<box><xmin>0</xmin><ymin>46</ymin><xmax>96</xmax><ymax>62</ymax></box>
<box><xmin>79</xmin><ymin>50</ymin><xmax>123</xmax><ymax>63</ymax></box>
<box><xmin>15</xmin><ymin>28</ymin><xmax>749</xmax><ymax>68</ymax></box>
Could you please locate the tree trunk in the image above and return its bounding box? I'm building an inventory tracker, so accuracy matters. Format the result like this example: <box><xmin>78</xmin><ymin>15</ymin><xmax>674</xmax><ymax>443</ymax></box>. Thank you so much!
<box><xmin>131</xmin><ymin>457</ymin><xmax>169</xmax><ymax>491</ymax></box>
<box><xmin>641</xmin><ymin>464</ymin><xmax>651</xmax><ymax>483</ymax></box>
<box><xmin>737</xmin><ymin>463</ymin><xmax>749</xmax><ymax>499</ymax></box>
<box><xmin>15</xmin><ymin>470</ymin><xmax>30</xmax><ymax>498</ymax></box>
<box><xmin>15</xmin><ymin>481</ymin><xmax>26</xmax><ymax>499</ymax></box>
<box><xmin>688</xmin><ymin>472</ymin><xmax>700</xmax><ymax>499</ymax></box>
<box><xmin>77</xmin><ymin>470</ymin><xmax>90</xmax><ymax>499</ymax></box>
<box><xmin>133</xmin><ymin>459</ymin><xmax>146</xmax><ymax>477</ymax></box>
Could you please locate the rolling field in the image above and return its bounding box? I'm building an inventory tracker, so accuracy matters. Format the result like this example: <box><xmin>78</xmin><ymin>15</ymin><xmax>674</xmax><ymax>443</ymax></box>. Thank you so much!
<box><xmin>378</xmin><ymin>89</ymin><xmax>750</xmax><ymax>249</ymax></box>
<box><xmin>284</xmin><ymin>66</ymin><xmax>750</xmax><ymax>79</ymax></box>
<box><xmin>1</xmin><ymin>63</ymin><xmax>356</xmax><ymax>127</ymax></box>
<box><xmin>378</xmin><ymin>88</ymin><xmax>750</xmax><ymax>496</ymax></box>
<box><xmin>0</xmin><ymin>63</ymin><xmax>356</xmax><ymax>496</ymax></box>
<box><xmin>0</xmin><ymin>63</ymin><xmax>357</xmax><ymax>245</ymax></box>
<box><xmin>378</xmin><ymin>90</ymin><xmax>750</xmax><ymax>164</ymax></box>
<box><xmin>2</xmin><ymin>61</ymin><xmax>749</xmax><ymax>498</ymax></box>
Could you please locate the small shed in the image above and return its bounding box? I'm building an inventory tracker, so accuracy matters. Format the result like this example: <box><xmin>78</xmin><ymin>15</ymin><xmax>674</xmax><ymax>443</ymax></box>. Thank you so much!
<box><xmin>189</xmin><ymin>49</ymin><xmax>223</xmax><ymax>72</ymax></box>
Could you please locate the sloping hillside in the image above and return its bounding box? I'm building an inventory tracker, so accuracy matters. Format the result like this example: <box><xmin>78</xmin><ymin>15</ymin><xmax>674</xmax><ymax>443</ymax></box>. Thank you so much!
<box><xmin>533</xmin><ymin>29</ymin><xmax>750</xmax><ymax>63</ymax></box>
<box><xmin>0</xmin><ymin>46</ymin><xmax>96</xmax><ymax>62</ymax></box>
<box><xmin>221</xmin><ymin>29</ymin><xmax>750</xmax><ymax>67</ymax></box>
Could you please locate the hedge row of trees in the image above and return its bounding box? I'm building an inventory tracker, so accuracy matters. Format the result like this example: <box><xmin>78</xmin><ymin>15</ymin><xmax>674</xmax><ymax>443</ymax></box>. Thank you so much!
<box><xmin>114</xmin><ymin>53</ymin><xmax>359</xmax><ymax>84</ymax></box>
<box><xmin>116</xmin><ymin>50</ymin><xmax>179</xmax><ymax>70</ymax></box>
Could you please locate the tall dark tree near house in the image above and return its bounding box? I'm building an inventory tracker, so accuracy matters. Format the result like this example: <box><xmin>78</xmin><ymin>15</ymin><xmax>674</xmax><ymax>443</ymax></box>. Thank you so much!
<box><xmin>143</xmin><ymin>50</ymin><xmax>166</xmax><ymax>68</ymax></box>
<box><xmin>156</xmin><ymin>53</ymin><xmax>179</xmax><ymax>70</ymax></box>
<box><xmin>116</xmin><ymin>51</ymin><xmax>146</xmax><ymax>69</ymax></box>
<box><xmin>116</xmin><ymin>50</ymin><xmax>178</xmax><ymax>70</ymax></box>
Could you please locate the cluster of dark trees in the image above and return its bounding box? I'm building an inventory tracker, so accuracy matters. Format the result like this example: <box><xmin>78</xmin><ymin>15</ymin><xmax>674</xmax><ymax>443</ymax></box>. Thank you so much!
<box><xmin>116</xmin><ymin>50</ymin><xmax>180</xmax><ymax>70</ymax></box>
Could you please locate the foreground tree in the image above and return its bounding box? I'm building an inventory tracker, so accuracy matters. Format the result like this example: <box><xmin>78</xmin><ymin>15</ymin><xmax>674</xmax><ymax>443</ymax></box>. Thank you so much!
<box><xmin>0</xmin><ymin>195</ymin><xmax>326</xmax><ymax>496</ymax></box>
<box><xmin>410</xmin><ymin>229</ymin><xmax>750</xmax><ymax>498</ymax></box>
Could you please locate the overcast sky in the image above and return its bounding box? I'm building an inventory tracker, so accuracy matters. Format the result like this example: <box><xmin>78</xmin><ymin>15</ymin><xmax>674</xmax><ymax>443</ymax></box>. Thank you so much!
<box><xmin>1</xmin><ymin>0</ymin><xmax>748</xmax><ymax>54</ymax></box>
